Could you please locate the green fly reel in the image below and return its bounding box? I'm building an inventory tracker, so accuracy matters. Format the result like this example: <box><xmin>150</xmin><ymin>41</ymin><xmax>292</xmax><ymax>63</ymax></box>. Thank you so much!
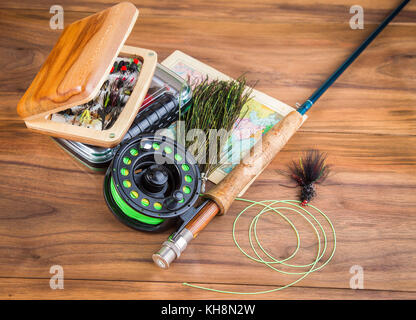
<box><xmin>104</xmin><ymin>134</ymin><xmax>202</xmax><ymax>232</ymax></box>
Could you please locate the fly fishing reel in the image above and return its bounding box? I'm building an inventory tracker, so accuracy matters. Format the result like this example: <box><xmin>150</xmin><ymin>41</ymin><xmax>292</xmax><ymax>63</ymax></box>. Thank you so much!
<box><xmin>104</xmin><ymin>134</ymin><xmax>202</xmax><ymax>232</ymax></box>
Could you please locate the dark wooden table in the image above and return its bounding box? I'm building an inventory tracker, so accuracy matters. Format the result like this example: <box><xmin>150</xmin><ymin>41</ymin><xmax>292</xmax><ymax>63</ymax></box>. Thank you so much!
<box><xmin>0</xmin><ymin>0</ymin><xmax>415</xmax><ymax>299</ymax></box>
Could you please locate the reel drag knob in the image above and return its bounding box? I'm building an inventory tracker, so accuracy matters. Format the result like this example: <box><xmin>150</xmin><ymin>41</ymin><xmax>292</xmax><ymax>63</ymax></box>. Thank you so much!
<box><xmin>142</xmin><ymin>164</ymin><xmax>168</xmax><ymax>193</ymax></box>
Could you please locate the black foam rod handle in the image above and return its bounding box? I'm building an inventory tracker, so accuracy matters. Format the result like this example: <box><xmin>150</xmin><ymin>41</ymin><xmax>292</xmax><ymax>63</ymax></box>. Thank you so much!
<box><xmin>123</xmin><ymin>93</ymin><xmax>178</xmax><ymax>141</ymax></box>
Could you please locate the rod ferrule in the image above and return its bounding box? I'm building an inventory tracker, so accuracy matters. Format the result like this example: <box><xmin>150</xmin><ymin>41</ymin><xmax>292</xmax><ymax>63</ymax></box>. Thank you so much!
<box><xmin>297</xmin><ymin>100</ymin><xmax>313</xmax><ymax>115</ymax></box>
<box><xmin>152</xmin><ymin>228</ymin><xmax>194</xmax><ymax>269</ymax></box>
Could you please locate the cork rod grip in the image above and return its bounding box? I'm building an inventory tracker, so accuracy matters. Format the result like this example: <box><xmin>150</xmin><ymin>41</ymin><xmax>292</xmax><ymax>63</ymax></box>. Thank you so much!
<box><xmin>204</xmin><ymin>110</ymin><xmax>303</xmax><ymax>215</ymax></box>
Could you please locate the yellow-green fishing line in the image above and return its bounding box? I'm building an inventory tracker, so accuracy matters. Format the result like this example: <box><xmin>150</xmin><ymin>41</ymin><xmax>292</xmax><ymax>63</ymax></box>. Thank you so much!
<box><xmin>183</xmin><ymin>199</ymin><xmax>336</xmax><ymax>294</ymax></box>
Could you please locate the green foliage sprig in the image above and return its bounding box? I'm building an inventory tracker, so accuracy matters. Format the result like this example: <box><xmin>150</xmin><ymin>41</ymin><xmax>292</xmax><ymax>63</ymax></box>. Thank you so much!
<box><xmin>180</xmin><ymin>76</ymin><xmax>253</xmax><ymax>178</ymax></box>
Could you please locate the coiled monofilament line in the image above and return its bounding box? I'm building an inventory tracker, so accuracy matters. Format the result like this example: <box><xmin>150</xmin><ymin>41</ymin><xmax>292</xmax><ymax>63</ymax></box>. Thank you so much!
<box><xmin>183</xmin><ymin>199</ymin><xmax>336</xmax><ymax>294</ymax></box>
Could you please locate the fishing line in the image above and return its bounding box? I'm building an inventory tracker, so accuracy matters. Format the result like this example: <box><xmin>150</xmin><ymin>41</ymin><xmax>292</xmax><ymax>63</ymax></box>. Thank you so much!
<box><xmin>109</xmin><ymin>177</ymin><xmax>164</xmax><ymax>225</ymax></box>
<box><xmin>183</xmin><ymin>199</ymin><xmax>336</xmax><ymax>294</ymax></box>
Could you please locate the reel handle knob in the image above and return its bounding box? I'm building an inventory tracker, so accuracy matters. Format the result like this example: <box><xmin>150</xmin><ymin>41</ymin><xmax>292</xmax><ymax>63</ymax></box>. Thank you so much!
<box><xmin>165</xmin><ymin>190</ymin><xmax>184</xmax><ymax>210</ymax></box>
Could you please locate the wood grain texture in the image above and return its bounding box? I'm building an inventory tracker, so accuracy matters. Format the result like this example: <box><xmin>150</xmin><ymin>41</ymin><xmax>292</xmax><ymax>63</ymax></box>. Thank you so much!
<box><xmin>14</xmin><ymin>3</ymin><xmax>159</xmax><ymax>148</ymax></box>
<box><xmin>24</xmin><ymin>45</ymin><xmax>158</xmax><ymax>148</ymax></box>
<box><xmin>0</xmin><ymin>278</ymin><xmax>414</xmax><ymax>300</ymax></box>
<box><xmin>17</xmin><ymin>2</ymin><xmax>138</xmax><ymax>119</ymax></box>
<box><xmin>0</xmin><ymin>0</ymin><xmax>415</xmax><ymax>299</ymax></box>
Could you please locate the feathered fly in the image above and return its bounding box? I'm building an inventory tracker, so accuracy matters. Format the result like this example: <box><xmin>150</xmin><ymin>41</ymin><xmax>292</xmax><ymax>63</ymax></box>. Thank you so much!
<box><xmin>288</xmin><ymin>149</ymin><xmax>330</xmax><ymax>206</ymax></box>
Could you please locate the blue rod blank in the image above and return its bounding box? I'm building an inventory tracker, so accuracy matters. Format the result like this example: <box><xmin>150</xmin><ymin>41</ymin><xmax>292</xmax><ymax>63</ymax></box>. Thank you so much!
<box><xmin>297</xmin><ymin>0</ymin><xmax>410</xmax><ymax>115</ymax></box>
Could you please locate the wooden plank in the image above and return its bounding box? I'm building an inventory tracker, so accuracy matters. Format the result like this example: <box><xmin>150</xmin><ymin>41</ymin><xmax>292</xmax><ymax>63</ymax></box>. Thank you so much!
<box><xmin>1</xmin><ymin>10</ymin><xmax>415</xmax><ymax>135</ymax></box>
<box><xmin>0</xmin><ymin>0</ymin><xmax>415</xmax><ymax>24</ymax></box>
<box><xmin>0</xmin><ymin>124</ymin><xmax>415</xmax><ymax>293</ymax></box>
<box><xmin>0</xmin><ymin>278</ymin><xmax>414</xmax><ymax>300</ymax></box>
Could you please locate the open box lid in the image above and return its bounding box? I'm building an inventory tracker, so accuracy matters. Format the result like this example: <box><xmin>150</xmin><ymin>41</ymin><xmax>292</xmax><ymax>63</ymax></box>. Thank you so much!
<box><xmin>17</xmin><ymin>2</ymin><xmax>157</xmax><ymax>147</ymax></box>
<box><xmin>18</xmin><ymin>2</ymin><xmax>139</xmax><ymax>119</ymax></box>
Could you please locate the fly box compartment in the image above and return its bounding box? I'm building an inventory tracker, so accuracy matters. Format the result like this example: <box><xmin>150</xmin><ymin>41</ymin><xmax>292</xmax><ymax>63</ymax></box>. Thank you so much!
<box><xmin>17</xmin><ymin>2</ymin><xmax>157</xmax><ymax>148</ymax></box>
<box><xmin>54</xmin><ymin>63</ymin><xmax>192</xmax><ymax>170</ymax></box>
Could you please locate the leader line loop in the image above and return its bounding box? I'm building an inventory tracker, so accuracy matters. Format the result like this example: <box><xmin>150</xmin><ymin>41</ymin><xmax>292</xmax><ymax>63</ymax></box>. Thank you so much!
<box><xmin>183</xmin><ymin>199</ymin><xmax>336</xmax><ymax>294</ymax></box>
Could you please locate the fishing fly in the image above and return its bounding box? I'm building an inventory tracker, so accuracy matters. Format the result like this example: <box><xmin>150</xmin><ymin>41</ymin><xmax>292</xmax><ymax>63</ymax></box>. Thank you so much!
<box><xmin>287</xmin><ymin>150</ymin><xmax>330</xmax><ymax>206</ymax></box>
<box><xmin>51</xmin><ymin>57</ymin><xmax>142</xmax><ymax>130</ymax></box>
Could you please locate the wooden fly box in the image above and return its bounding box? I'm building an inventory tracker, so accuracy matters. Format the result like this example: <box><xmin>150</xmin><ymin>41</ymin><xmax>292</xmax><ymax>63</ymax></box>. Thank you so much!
<box><xmin>17</xmin><ymin>2</ymin><xmax>157</xmax><ymax>148</ymax></box>
<box><xmin>53</xmin><ymin>63</ymin><xmax>193</xmax><ymax>170</ymax></box>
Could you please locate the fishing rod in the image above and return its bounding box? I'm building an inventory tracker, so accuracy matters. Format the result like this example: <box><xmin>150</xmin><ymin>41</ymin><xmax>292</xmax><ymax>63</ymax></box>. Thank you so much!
<box><xmin>298</xmin><ymin>0</ymin><xmax>410</xmax><ymax>115</ymax></box>
<box><xmin>152</xmin><ymin>0</ymin><xmax>410</xmax><ymax>269</ymax></box>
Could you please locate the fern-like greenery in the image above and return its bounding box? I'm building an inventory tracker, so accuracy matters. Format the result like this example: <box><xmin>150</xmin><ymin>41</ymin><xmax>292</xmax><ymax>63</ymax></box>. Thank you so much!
<box><xmin>180</xmin><ymin>76</ymin><xmax>252</xmax><ymax>178</ymax></box>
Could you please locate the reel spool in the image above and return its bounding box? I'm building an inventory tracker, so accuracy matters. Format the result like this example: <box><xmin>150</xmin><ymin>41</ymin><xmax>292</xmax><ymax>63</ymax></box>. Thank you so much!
<box><xmin>104</xmin><ymin>134</ymin><xmax>202</xmax><ymax>232</ymax></box>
